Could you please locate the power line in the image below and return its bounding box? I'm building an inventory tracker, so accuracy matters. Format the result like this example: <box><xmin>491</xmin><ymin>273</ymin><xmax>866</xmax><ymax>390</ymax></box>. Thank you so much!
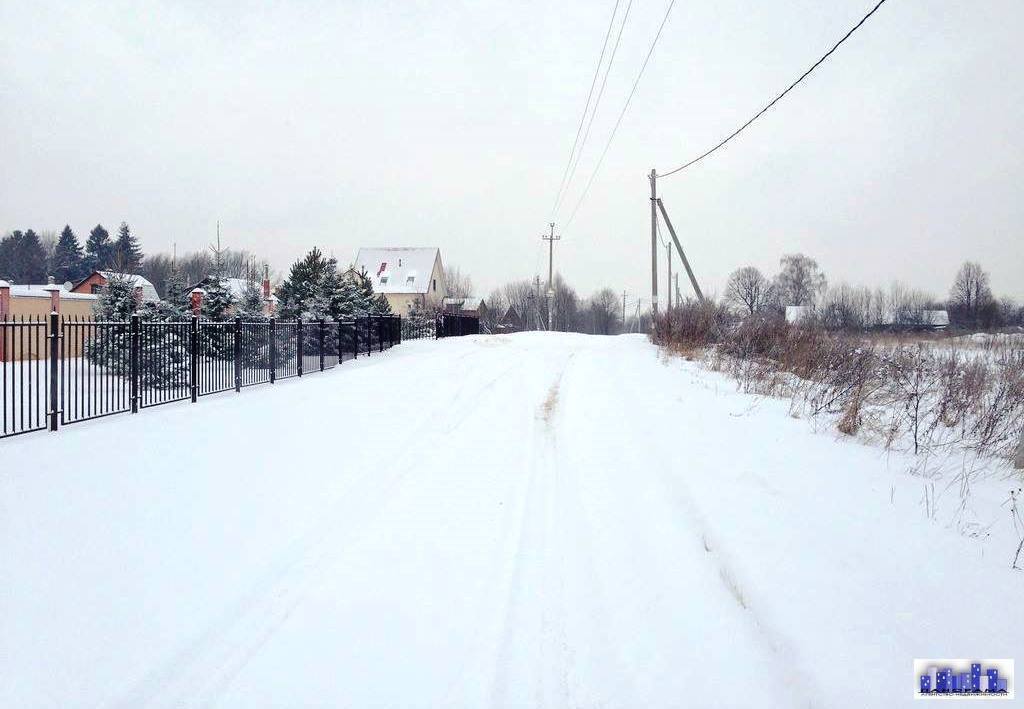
<box><xmin>565</xmin><ymin>0</ymin><xmax>677</xmax><ymax>228</ymax></box>
<box><xmin>557</xmin><ymin>0</ymin><xmax>634</xmax><ymax>219</ymax></box>
<box><xmin>657</xmin><ymin>0</ymin><xmax>889</xmax><ymax>179</ymax></box>
<box><xmin>549</xmin><ymin>0</ymin><xmax>621</xmax><ymax>219</ymax></box>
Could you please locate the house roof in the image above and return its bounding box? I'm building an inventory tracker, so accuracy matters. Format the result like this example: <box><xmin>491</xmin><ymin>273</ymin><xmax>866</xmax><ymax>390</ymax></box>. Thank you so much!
<box><xmin>9</xmin><ymin>284</ymin><xmax>97</xmax><ymax>301</ymax></box>
<box><xmin>190</xmin><ymin>277</ymin><xmax>257</xmax><ymax>301</ymax></box>
<box><xmin>354</xmin><ymin>247</ymin><xmax>441</xmax><ymax>295</ymax></box>
<box><xmin>443</xmin><ymin>294</ymin><xmax>485</xmax><ymax>312</ymax></box>
<box><xmin>95</xmin><ymin>271</ymin><xmax>160</xmax><ymax>302</ymax></box>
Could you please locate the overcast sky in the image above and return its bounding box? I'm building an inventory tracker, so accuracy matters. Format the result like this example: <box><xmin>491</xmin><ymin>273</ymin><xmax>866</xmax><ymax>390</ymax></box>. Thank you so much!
<box><xmin>1</xmin><ymin>0</ymin><xmax>1021</xmax><ymax>302</ymax></box>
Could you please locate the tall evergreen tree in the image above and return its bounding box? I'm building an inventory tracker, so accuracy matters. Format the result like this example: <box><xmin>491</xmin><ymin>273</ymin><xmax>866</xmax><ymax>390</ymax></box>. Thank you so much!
<box><xmin>277</xmin><ymin>247</ymin><xmax>338</xmax><ymax>320</ymax></box>
<box><xmin>84</xmin><ymin>224</ymin><xmax>115</xmax><ymax>272</ymax></box>
<box><xmin>51</xmin><ymin>225</ymin><xmax>85</xmax><ymax>283</ymax></box>
<box><xmin>19</xmin><ymin>230</ymin><xmax>48</xmax><ymax>283</ymax></box>
<box><xmin>164</xmin><ymin>263</ymin><xmax>189</xmax><ymax>311</ymax></box>
<box><xmin>114</xmin><ymin>221</ymin><xmax>144</xmax><ymax>270</ymax></box>
<box><xmin>0</xmin><ymin>231</ymin><xmax>25</xmax><ymax>281</ymax></box>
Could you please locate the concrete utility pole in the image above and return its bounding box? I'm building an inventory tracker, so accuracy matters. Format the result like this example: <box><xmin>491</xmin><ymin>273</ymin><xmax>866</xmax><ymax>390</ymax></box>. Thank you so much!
<box><xmin>656</xmin><ymin>198</ymin><xmax>704</xmax><ymax>302</ymax></box>
<box><xmin>665</xmin><ymin>242</ymin><xmax>673</xmax><ymax>311</ymax></box>
<box><xmin>649</xmin><ymin>170</ymin><xmax>659</xmax><ymax>317</ymax></box>
<box><xmin>675</xmin><ymin>273</ymin><xmax>683</xmax><ymax>306</ymax></box>
<box><xmin>542</xmin><ymin>223</ymin><xmax>560</xmax><ymax>331</ymax></box>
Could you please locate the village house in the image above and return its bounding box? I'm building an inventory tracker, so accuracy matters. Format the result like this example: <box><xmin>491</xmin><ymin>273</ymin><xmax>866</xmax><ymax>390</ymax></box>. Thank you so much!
<box><xmin>353</xmin><ymin>247</ymin><xmax>447</xmax><ymax>315</ymax></box>
<box><xmin>188</xmin><ymin>272</ymin><xmax>277</xmax><ymax>316</ymax></box>
<box><xmin>72</xmin><ymin>271</ymin><xmax>160</xmax><ymax>302</ymax></box>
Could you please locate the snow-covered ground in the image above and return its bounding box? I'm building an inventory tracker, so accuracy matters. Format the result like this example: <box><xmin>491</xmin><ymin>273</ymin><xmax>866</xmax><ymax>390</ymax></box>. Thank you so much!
<box><xmin>1</xmin><ymin>333</ymin><xmax>1021</xmax><ymax>708</ymax></box>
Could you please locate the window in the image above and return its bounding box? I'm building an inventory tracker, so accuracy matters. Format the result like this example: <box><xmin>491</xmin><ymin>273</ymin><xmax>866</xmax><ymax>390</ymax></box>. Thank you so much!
<box><xmin>380</xmin><ymin>275</ymin><xmax>389</xmax><ymax>285</ymax></box>
<box><xmin>91</xmin><ymin>284</ymin><xmax>102</xmax><ymax>294</ymax></box>
<box><xmin>406</xmin><ymin>275</ymin><xmax>415</xmax><ymax>286</ymax></box>
<box><xmin>433</xmin><ymin>279</ymin><xmax>436</xmax><ymax>292</ymax></box>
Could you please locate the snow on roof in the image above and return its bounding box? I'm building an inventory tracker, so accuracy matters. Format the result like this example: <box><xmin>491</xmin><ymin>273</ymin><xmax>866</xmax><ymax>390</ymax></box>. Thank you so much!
<box><xmin>98</xmin><ymin>272</ymin><xmax>160</xmax><ymax>302</ymax></box>
<box><xmin>9</xmin><ymin>284</ymin><xmax>97</xmax><ymax>301</ymax></box>
<box><xmin>354</xmin><ymin>248</ymin><xmax>441</xmax><ymax>294</ymax></box>
<box><xmin>444</xmin><ymin>294</ymin><xmax>484</xmax><ymax>312</ymax></box>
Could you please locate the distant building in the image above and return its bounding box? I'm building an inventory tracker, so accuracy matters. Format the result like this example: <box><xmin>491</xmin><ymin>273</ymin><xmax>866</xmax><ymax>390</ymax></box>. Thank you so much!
<box><xmin>354</xmin><ymin>247</ymin><xmax>447</xmax><ymax>315</ymax></box>
<box><xmin>496</xmin><ymin>305</ymin><xmax>525</xmax><ymax>333</ymax></box>
<box><xmin>72</xmin><ymin>271</ymin><xmax>160</xmax><ymax>303</ymax></box>
<box><xmin>188</xmin><ymin>275</ymin><xmax>277</xmax><ymax>315</ymax></box>
<box><xmin>785</xmin><ymin>305</ymin><xmax>814</xmax><ymax>324</ymax></box>
<box><xmin>443</xmin><ymin>294</ymin><xmax>487</xmax><ymax>319</ymax></box>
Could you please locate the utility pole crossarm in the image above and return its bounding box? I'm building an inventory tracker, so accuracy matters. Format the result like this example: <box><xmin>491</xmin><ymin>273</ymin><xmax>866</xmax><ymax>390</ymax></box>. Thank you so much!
<box><xmin>542</xmin><ymin>222</ymin><xmax>561</xmax><ymax>331</ymax></box>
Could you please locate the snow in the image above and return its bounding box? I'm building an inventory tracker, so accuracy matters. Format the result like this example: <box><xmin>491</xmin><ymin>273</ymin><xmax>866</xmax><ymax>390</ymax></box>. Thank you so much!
<box><xmin>1</xmin><ymin>333</ymin><xmax>1021</xmax><ymax>707</ymax></box>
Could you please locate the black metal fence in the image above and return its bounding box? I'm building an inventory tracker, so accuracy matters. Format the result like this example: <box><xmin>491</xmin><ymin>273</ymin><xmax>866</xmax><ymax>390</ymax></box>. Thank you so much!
<box><xmin>401</xmin><ymin>313</ymin><xmax>480</xmax><ymax>341</ymax></box>
<box><xmin>1</xmin><ymin>311</ymin><xmax>477</xmax><ymax>440</ymax></box>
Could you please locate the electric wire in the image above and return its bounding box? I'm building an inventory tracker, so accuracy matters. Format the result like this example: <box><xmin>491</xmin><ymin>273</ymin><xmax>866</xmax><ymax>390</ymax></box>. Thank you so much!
<box><xmin>555</xmin><ymin>0</ymin><xmax>636</xmax><ymax>219</ymax></box>
<box><xmin>657</xmin><ymin>0</ymin><xmax>888</xmax><ymax>178</ymax></box>
<box><xmin>549</xmin><ymin>0</ymin><xmax>621</xmax><ymax>219</ymax></box>
<box><xmin>565</xmin><ymin>0</ymin><xmax>677</xmax><ymax>228</ymax></box>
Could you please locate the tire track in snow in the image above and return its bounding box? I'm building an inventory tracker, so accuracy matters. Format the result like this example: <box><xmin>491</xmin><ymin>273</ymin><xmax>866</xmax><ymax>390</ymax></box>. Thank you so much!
<box><xmin>106</xmin><ymin>348</ymin><xmax>527</xmax><ymax>709</ymax></box>
<box><xmin>488</xmin><ymin>354</ymin><xmax>574</xmax><ymax>708</ymax></box>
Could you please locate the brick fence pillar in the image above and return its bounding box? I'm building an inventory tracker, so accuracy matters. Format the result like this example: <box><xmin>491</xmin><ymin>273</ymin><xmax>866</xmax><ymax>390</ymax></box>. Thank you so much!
<box><xmin>44</xmin><ymin>277</ymin><xmax>62</xmax><ymax>314</ymax></box>
<box><xmin>190</xmin><ymin>288</ymin><xmax>205</xmax><ymax>317</ymax></box>
<box><xmin>0</xmin><ymin>279</ymin><xmax>9</xmax><ymax>362</ymax></box>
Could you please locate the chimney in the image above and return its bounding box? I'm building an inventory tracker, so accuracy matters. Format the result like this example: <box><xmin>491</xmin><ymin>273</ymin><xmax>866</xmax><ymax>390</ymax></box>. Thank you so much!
<box><xmin>43</xmin><ymin>276</ymin><xmax>62</xmax><ymax>314</ymax></box>
<box><xmin>262</xmin><ymin>264</ymin><xmax>271</xmax><ymax>300</ymax></box>
<box><xmin>133</xmin><ymin>286</ymin><xmax>144</xmax><ymax>309</ymax></box>
<box><xmin>190</xmin><ymin>288</ymin><xmax>206</xmax><ymax>317</ymax></box>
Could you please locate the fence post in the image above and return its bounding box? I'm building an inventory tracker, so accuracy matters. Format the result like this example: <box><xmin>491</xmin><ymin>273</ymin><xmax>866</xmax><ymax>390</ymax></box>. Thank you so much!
<box><xmin>396</xmin><ymin>316</ymin><xmax>402</xmax><ymax>345</ymax></box>
<box><xmin>352</xmin><ymin>320</ymin><xmax>359</xmax><ymax>359</ymax></box>
<box><xmin>269</xmin><ymin>317</ymin><xmax>277</xmax><ymax>383</ymax></box>
<box><xmin>318</xmin><ymin>319</ymin><xmax>325</xmax><ymax>371</ymax></box>
<box><xmin>48</xmin><ymin>311</ymin><xmax>59</xmax><ymax>431</ymax></box>
<box><xmin>337</xmin><ymin>319</ymin><xmax>344</xmax><ymax>364</ymax></box>
<box><xmin>233</xmin><ymin>315</ymin><xmax>242</xmax><ymax>392</ymax></box>
<box><xmin>366</xmin><ymin>317</ymin><xmax>371</xmax><ymax>356</ymax></box>
<box><xmin>129</xmin><ymin>314</ymin><xmax>140</xmax><ymax>414</ymax></box>
<box><xmin>435</xmin><ymin>314</ymin><xmax>441</xmax><ymax>339</ymax></box>
<box><xmin>378</xmin><ymin>317</ymin><xmax>384</xmax><ymax>352</ymax></box>
<box><xmin>296</xmin><ymin>320</ymin><xmax>304</xmax><ymax>376</ymax></box>
<box><xmin>190</xmin><ymin>316</ymin><xmax>199</xmax><ymax>402</ymax></box>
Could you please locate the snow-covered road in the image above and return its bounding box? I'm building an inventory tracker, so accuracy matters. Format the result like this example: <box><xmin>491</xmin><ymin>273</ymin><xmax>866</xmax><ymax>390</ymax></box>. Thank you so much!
<box><xmin>2</xmin><ymin>333</ymin><xmax>1021</xmax><ymax>707</ymax></box>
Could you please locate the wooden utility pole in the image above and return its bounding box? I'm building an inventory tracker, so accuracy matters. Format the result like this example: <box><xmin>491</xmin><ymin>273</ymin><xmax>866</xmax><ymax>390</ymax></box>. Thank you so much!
<box><xmin>622</xmin><ymin>291</ymin><xmax>627</xmax><ymax>330</ymax></box>
<box><xmin>542</xmin><ymin>223</ymin><xmax>560</xmax><ymax>331</ymax></box>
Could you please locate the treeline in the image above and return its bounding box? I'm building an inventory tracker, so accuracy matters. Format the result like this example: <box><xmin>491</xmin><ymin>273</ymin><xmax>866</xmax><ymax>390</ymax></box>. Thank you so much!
<box><xmin>0</xmin><ymin>223</ymin><xmax>142</xmax><ymax>284</ymax></box>
<box><xmin>0</xmin><ymin>223</ymin><xmax>274</xmax><ymax>300</ymax></box>
<box><xmin>722</xmin><ymin>254</ymin><xmax>1023</xmax><ymax>331</ymax></box>
<box><xmin>480</xmin><ymin>275</ymin><xmax>623</xmax><ymax>335</ymax></box>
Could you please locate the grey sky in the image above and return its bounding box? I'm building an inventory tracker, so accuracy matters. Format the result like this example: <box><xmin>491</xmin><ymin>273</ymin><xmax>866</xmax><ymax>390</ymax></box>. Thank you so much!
<box><xmin>1</xmin><ymin>0</ymin><xmax>1021</xmax><ymax>301</ymax></box>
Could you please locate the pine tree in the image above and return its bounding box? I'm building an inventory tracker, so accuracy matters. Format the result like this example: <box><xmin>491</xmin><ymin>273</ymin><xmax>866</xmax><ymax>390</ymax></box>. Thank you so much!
<box><xmin>164</xmin><ymin>264</ymin><xmax>189</xmax><ymax>312</ymax></box>
<box><xmin>277</xmin><ymin>247</ymin><xmax>337</xmax><ymax>321</ymax></box>
<box><xmin>19</xmin><ymin>230</ymin><xmax>48</xmax><ymax>283</ymax></box>
<box><xmin>93</xmin><ymin>271</ymin><xmax>138</xmax><ymax>320</ymax></box>
<box><xmin>0</xmin><ymin>231</ymin><xmax>24</xmax><ymax>281</ymax></box>
<box><xmin>51</xmin><ymin>225</ymin><xmax>85</xmax><ymax>283</ymax></box>
<box><xmin>114</xmin><ymin>222</ymin><xmax>144</xmax><ymax>270</ymax></box>
<box><xmin>201</xmin><ymin>239</ymin><xmax>234</xmax><ymax>321</ymax></box>
<box><xmin>84</xmin><ymin>224</ymin><xmax>114</xmax><ymax>272</ymax></box>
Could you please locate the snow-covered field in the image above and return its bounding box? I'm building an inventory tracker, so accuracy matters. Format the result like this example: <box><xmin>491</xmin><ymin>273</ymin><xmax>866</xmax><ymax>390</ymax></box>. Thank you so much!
<box><xmin>1</xmin><ymin>333</ymin><xmax>1021</xmax><ymax>707</ymax></box>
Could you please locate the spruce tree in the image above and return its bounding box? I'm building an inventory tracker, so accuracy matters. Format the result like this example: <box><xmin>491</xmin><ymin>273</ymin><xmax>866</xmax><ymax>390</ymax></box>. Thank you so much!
<box><xmin>277</xmin><ymin>247</ymin><xmax>336</xmax><ymax>321</ymax></box>
<box><xmin>52</xmin><ymin>225</ymin><xmax>85</xmax><ymax>283</ymax></box>
<box><xmin>164</xmin><ymin>264</ymin><xmax>189</xmax><ymax>312</ymax></box>
<box><xmin>0</xmin><ymin>231</ymin><xmax>24</xmax><ymax>281</ymax></box>
<box><xmin>114</xmin><ymin>222</ymin><xmax>144</xmax><ymax>270</ymax></box>
<box><xmin>19</xmin><ymin>230</ymin><xmax>48</xmax><ymax>283</ymax></box>
<box><xmin>84</xmin><ymin>224</ymin><xmax>114</xmax><ymax>272</ymax></box>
